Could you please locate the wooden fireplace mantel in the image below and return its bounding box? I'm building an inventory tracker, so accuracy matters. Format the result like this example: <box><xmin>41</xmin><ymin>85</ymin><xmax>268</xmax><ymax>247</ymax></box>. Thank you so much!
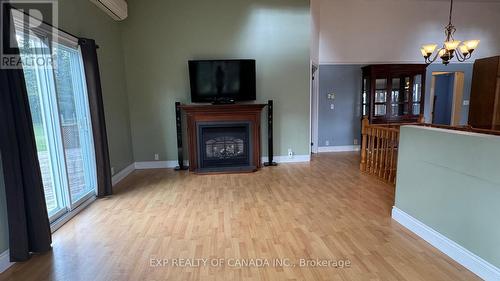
<box><xmin>179</xmin><ymin>103</ymin><xmax>266</xmax><ymax>173</ymax></box>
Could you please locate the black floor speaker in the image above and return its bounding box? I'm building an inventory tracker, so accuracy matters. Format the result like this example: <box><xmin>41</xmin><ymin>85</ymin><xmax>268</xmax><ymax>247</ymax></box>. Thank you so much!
<box><xmin>174</xmin><ymin>102</ymin><xmax>188</xmax><ymax>171</ymax></box>
<box><xmin>264</xmin><ymin>100</ymin><xmax>278</xmax><ymax>166</ymax></box>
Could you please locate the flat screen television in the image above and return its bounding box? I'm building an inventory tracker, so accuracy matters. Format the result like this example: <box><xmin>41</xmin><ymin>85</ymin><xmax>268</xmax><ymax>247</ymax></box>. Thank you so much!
<box><xmin>188</xmin><ymin>59</ymin><xmax>256</xmax><ymax>103</ymax></box>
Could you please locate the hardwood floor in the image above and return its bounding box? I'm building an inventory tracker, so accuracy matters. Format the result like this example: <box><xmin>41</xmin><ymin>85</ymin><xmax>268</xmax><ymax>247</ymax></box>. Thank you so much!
<box><xmin>0</xmin><ymin>153</ymin><xmax>479</xmax><ymax>281</ymax></box>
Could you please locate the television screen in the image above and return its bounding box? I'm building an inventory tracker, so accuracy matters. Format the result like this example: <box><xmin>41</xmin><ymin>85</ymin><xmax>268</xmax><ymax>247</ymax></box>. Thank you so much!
<box><xmin>188</xmin><ymin>60</ymin><xmax>256</xmax><ymax>103</ymax></box>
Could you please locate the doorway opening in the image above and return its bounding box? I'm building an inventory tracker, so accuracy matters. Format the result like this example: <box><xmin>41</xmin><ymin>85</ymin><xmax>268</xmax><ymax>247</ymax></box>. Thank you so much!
<box><xmin>14</xmin><ymin>13</ymin><xmax>97</xmax><ymax>225</ymax></box>
<box><xmin>430</xmin><ymin>71</ymin><xmax>465</xmax><ymax>126</ymax></box>
<box><xmin>310</xmin><ymin>63</ymin><xmax>319</xmax><ymax>154</ymax></box>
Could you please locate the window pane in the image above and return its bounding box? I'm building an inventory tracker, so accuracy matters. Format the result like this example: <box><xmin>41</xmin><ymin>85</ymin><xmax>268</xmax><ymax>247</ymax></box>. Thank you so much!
<box><xmin>375</xmin><ymin>78</ymin><xmax>386</xmax><ymax>90</ymax></box>
<box><xmin>375</xmin><ymin>91</ymin><xmax>386</xmax><ymax>102</ymax></box>
<box><xmin>391</xmin><ymin>78</ymin><xmax>400</xmax><ymax>103</ymax></box>
<box><xmin>391</xmin><ymin>90</ymin><xmax>399</xmax><ymax>103</ymax></box>
<box><xmin>53</xmin><ymin>44</ymin><xmax>97</xmax><ymax>204</ymax></box>
<box><xmin>391</xmin><ymin>104</ymin><xmax>408</xmax><ymax>117</ymax></box>
<box><xmin>413</xmin><ymin>103</ymin><xmax>421</xmax><ymax>115</ymax></box>
<box><xmin>404</xmin><ymin>77</ymin><xmax>410</xmax><ymax>102</ymax></box>
<box><xmin>413</xmin><ymin>75</ymin><xmax>422</xmax><ymax>102</ymax></box>
<box><xmin>16</xmin><ymin>34</ymin><xmax>66</xmax><ymax>218</ymax></box>
<box><xmin>374</xmin><ymin>105</ymin><xmax>386</xmax><ymax>116</ymax></box>
<box><xmin>362</xmin><ymin>104</ymin><xmax>368</xmax><ymax>116</ymax></box>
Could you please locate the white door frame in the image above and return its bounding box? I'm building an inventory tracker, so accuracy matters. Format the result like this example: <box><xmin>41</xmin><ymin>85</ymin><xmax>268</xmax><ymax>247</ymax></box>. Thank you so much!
<box><xmin>429</xmin><ymin>71</ymin><xmax>465</xmax><ymax>126</ymax></box>
<box><xmin>310</xmin><ymin>61</ymin><xmax>319</xmax><ymax>154</ymax></box>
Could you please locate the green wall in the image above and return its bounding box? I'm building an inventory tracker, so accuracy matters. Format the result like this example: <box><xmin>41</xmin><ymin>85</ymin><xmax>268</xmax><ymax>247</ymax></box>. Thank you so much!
<box><xmin>395</xmin><ymin>126</ymin><xmax>500</xmax><ymax>268</ymax></box>
<box><xmin>57</xmin><ymin>0</ymin><xmax>134</xmax><ymax>172</ymax></box>
<box><xmin>120</xmin><ymin>0</ymin><xmax>311</xmax><ymax>161</ymax></box>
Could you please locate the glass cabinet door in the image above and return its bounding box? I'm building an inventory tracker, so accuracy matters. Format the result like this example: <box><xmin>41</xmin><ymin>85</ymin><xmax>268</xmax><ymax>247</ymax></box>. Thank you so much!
<box><xmin>374</xmin><ymin>78</ymin><xmax>387</xmax><ymax>116</ymax></box>
<box><xmin>362</xmin><ymin>78</ymin><xmax>369</xmax><ymax>116</ymax></box>
<box><xmin>412</xmin><ymin>75</ymin><xmax>422</xmax><ymax>115</ymax></box>
<box><xmin>390</xmin><ymin>76</ymin><xmax>410</xmax><ymax>117</ymax></box>
<box><xmin>362</xmin><ymin>65</ymin><xmax>425</xmax><ymax>123</ymax></box>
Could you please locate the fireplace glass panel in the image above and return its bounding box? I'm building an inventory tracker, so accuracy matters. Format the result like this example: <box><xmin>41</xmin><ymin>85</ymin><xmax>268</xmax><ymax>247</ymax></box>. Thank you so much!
<box><xmin>198</xmin><ymin>123</ymin><xmax>251</xmax><ymax>169</ymax></box>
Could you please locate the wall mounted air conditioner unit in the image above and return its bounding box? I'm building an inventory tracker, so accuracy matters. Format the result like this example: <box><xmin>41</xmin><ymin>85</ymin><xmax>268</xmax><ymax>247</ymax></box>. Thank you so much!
<box><xmin>90</xmin><ymin>0</ymin><xmax>128</xmax><ymax>21</ymax></box>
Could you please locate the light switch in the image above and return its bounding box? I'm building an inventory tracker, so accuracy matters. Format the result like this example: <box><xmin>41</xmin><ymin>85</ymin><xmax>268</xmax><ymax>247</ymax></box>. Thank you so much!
<box><xmin>463</xmin><ymin>100</ymin><xmax>470</xmax><ymax>106</ymax></box>
<box><xmin>330</xmin><ymin>104</ymin><xmax>334</xmax><ymax>110</ymax></box>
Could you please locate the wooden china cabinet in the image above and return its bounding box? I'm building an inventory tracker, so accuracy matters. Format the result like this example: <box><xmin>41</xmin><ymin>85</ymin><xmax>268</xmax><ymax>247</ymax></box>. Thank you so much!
<box><xmin>362</xmin><ymin>64</ymin><xmax>427</xmax><ymax>124</ymax></box>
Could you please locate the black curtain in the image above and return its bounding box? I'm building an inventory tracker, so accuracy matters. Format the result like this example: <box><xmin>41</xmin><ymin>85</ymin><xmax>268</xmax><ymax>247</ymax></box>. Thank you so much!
<box><xmin>0</xmin><ymin>1</ymin><xmax>52</xmax><ymax>262</ymax></box>
<box><xmin>78</xmin><ymin>38</ymin><xmax>112</xmax><ymax>197</ymax></box>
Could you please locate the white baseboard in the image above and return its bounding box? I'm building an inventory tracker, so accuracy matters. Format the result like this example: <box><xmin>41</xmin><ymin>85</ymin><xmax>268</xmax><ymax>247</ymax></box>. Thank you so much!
<box><xmin>392</xmin><ymin>207</ymin><xmax>500</xmax><ymax>281</ymax></box>
<box><xmin>111</xmin><ymin>163</ymin><xmax>135</xmax><ymax>186</ymax></box>
<box><xmin>134</xmin><ymin>160</ymin><xmax>189</xmax><ymax>170</ymax></box>
<box><xmin>0</xmin><ymin>250</ymin><xmax>14</xmax><ymax>273</ymax></box>
<box><xmin>135</xmin><ymin>156</ymin><xmax>311</xmax><ymax>169</ymax></box>
<box><xmin>318</xmin><ymin>145</ymin><xmax>360</xmax><ymax>153</ymax></box>
<box><xmin>267</xmin><ymin>154</ymin><xmax>310</xmax><ymax>163</ymax></box>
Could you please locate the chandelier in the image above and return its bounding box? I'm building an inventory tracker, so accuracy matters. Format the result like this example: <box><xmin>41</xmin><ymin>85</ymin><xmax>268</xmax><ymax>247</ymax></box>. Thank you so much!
<box><xmin>420</xmin><ymin>0</ymin><xmax>479</xmax><ymax>65</ymax></box>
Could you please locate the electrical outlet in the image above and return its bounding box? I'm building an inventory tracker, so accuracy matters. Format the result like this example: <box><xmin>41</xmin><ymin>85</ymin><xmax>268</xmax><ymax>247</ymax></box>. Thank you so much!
<box><xmin>330</xmin><ymin>104</ymin><xmax>334</xmax><ymax>110</ymax></box>
<box><xmin>353</xmin><ymin>139</ymin><xmax>359</xmax><ymax>145</ymax></box>
<box><xmin>325</xmin><ymin>140</ymin><xmax>330</xmax><ymax>146</ymax></box>
<box><xmin>154</xmin><ymin>153</ymin><xmax>159</xmax><ymax>161</ymax></box>
<box><xmin>288</xmin><ymin>148</ymin><xmax>293</xmax><ymax>158</ymax></box>
<box><xmin>111</xmin><ymin>167</ymin><xmax>115</xmax><ymax>175</ymax></box>
<box><xmin>463</xmin><ymin>100</ymin><xmax>470</xmax><ymax>106</ymax></box>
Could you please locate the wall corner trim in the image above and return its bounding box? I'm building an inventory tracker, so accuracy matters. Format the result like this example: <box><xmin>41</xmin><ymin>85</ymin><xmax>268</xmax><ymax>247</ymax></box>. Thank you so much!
<box><xmin>111</xmin><ymin>163</ymin><xmax>136</xmax><ymax>186</ymax></box>
<box><xmin>318</xmin><ymin>145</ymin><xmax>360</xmax><ymax>153</ymax></box>
<box><xmin>392</xmin><ymin>207</ymin><xmax>500</xmax><ymax>281</ymax></box>
<box><xmin>0</xmin><ymin>250</ymin><xmax>14</xmax><ymax>274</ymax></box>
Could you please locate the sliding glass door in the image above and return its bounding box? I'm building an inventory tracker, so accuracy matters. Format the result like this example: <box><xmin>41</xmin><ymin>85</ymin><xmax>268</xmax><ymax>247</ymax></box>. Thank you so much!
<box><xmin>16</xmin><ymin>29</ymin><xmax>97</xmax><ymax>222</ymax></box>
<box><xmin>53</xmin><ymin>44</ymin><xmax>97</xmax><ymax>207</ymax></box>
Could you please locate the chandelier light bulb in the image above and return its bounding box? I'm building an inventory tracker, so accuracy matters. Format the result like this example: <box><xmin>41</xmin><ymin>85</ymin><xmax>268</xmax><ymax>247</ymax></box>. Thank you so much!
<box><xmin>420</xmin><ymin>48</ymin><xmax>428</xmax><ymax>57</ymax></box>
<box><xmin>422</xmin><ymin>44</ymin><xmax>438</xmax><ymax>55</ymax></box>
<box><xmin>444</xmin><ymin>40</ymin><xmax>461</xmax><ymax>51</ymax></box>
<box><xmin>459</xmin><ymin>45</ymin><xmax>469</xmax><ymax>55</ymax></box>
<box><xmin>463</xmin><ymin>40</ymin><xmax>480</xmax><ymax>51</ymax></box>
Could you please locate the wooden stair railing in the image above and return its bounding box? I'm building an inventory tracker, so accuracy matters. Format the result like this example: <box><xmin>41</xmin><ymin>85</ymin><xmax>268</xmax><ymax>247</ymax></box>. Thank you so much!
<box><xmin>360</xmin><ymin>118</ymin><xmax>399</xmax><ymax>184</ymax></box>
<box><xmin>360</xmin><ymin>116</ymin><xmax>500</xmax><ymax>185</ymax></box>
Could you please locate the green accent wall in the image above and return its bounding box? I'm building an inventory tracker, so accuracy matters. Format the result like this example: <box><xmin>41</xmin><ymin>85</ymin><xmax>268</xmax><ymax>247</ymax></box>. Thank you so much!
<box><xmin>57</xmin><ymin>0</ymin><xmax>134</xmax><ymax>172</ymax></box>
<box><xmin>395</xmin><ymin>126</ymin><xmax>500</xmax><ymax>268</ymax></box>
<box><xmin>120</xmin><ymin>0</ymin><xmax>311</xmax><ymax>161</ymax></box>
